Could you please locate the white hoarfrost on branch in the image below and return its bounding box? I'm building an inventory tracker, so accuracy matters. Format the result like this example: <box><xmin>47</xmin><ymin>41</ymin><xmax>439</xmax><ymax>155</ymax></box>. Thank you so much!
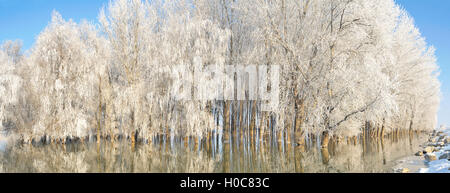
<box><xmin>0</xmin><ymin>0</ymin><xmax>441</xmax><ymax>144</ymax></box>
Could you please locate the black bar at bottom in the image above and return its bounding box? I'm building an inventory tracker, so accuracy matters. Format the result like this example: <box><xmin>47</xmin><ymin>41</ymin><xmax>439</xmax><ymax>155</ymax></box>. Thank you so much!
<box><xmin>0</xmin><ymin>173</ymin><xmax>446</xmax><ymax>192</ymax></box>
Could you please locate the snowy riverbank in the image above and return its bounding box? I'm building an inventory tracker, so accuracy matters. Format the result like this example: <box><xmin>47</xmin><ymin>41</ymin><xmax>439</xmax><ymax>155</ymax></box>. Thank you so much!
<box><xmin>394</xmin><ymin>128</ymin><xmax>450</xmax><ymax>173</ymax></box>
<box><xmin>418</xmin><ymin>128</ymin><xmax>450</xmax><ymax>173</ymax></box>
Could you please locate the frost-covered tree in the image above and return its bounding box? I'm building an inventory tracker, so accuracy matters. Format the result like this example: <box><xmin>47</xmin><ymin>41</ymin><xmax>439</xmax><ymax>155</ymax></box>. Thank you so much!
<box><xmin>0</xmin><ymin>41</ymin><xmax>23</xmax><ymax>133</ymax></box>
<box><xmin>99</xmin><ymin>0</ymin><xmax>159</xmax><ymax>141</ymax></box>
<box><xmin>234</xmin><ymin>0</ymin><xmax>439</xmax><ymax>144</ymax></box>
<box><xmin>388</xmin><ymin>10</ymin><xmax>440</xmax><ymax>133</ymax></box>
<box><xmin>0</xmin><ymin>0</ymin><xmax>441</xmax><ymax>145</ymax></box>
<box><xmin>25</xmin><ymin>12</ymin><xmax>108</xmax><ymax>143</ymax></box>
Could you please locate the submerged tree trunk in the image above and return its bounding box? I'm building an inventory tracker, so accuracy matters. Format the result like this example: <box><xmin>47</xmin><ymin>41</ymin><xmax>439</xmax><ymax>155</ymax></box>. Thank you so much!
<box><xmin>232</xmin><ymin>101</ymin><xmax>237</xmax><ymax>137</ymax></box>
<box><xmin>321</xmin><ymin>146</ymin><xmax>330</xmax><ymax>165</ymax></box>
<box><xmin>259</xmin><ymin>111</ymin><xmax>267</xmax><ymax>142</ymax></box>
<box><xmin>194</xmin><ymin>136</ymin><xmax>199</xmax><ymax>151</ymax></box>
<box><xmin>321</xmin><ymin>131</ymin><xmax>330</xmax><ymax>148</ymax></box>
<box><xmin>286</xmin><ymin>127</ymin><xmax>291</xmax><ymax>145</ymax></box>
<box><xmin>184</xmin><ymin>136</ymin><xmax>189</xmax><ymax>148</ymax></box>
<box><xmin>223</xmin><ymin>141</ymin><xmax>230</xmax><ymax>173</ymax></box>
<box><xmin>131</xmin><ymin>130</ymin><xmax>136</xmax><ymax>150</ymax></box>
<box><xmin>294</xmin><ymin>145</ymin><xmax>305</xmax><ymax>173</ymax></box>
<box><xmin>223</xmin><ymin>101</ymin><xmax>230</xmax><ymax>142</ymax></box>
<box><xmin>249</xmin><ymin>100</ymin><xmax>257</xmax><ymax>137</ymax></box>
<box><xmin>239</xmin><ymin>101</ymin><xmax>244</xmax><ymax>138</ymax></box>
<box><xmin>294</xmin><ymin>98</ymin><xmax>306</xmax><ymax>146</ymax></box>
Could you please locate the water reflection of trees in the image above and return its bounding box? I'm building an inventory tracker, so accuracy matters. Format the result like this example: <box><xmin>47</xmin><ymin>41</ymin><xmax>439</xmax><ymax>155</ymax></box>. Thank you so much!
<box><xmin>0</xmin><ymin>134</ymin><xmax>426</xmax><ymax>173</ymax></box>
<box><xmin>0</xmin><ymin>142</ymin><xmax>218</xmax><ymax>173</ymax></box>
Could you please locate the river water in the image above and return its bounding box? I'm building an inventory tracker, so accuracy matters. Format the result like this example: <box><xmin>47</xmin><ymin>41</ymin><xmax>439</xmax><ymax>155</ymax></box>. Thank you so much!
<box><xmin>0</xmin><ymin>133</ymin><xmax>427</xmax><ymax>173</ymax></box>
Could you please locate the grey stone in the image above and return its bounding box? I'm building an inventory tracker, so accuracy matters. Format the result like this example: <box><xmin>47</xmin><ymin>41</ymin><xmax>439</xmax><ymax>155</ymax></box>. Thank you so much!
<box><xmin>429</xmin><ymin>137</ymin><xmax>438</xmax><ymax>143</ymax></box>
<box><xmin>415</xmin><ymin>151</ymin><xmax>423</xmax><ymax>156</ymax></box>
<box><xmin>425</xmin><ymin>153</ymin><xmax>437</xmax><ymax>162</ymax></box>
<box><xmin>428</xmin><ymin>143</ymin><xmax>438</xmax><ymax>147</ymax></box>
<box><xmin>439</xmin><ymin>153</ymin><xmax>450</xmax><ymax>160</ymax></box>
<box><xmin>423</xmin><ymin>146</ymin><xmax>435</xmax><ymax>154</ymax></box>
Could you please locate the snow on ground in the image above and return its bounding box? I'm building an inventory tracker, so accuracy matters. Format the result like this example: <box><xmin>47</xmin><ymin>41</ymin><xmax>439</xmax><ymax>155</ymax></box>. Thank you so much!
<box><xmin>393</xmin><ymin>128</ymin><xmax>450</xmax><ymax>173</ymax></box>
<box><xmin>419</xmin><ymin>159</ymin><xmax>450</xmax><ymax>173</ymax></box>
<box><xmin>393</xmin><ymin>155</ymin><xmax>427</xmax><ymax>173</ymax></box>
<box><xmin>418</xmin><ymin>128</ymin><xmax>450</xmax><ymax>173</ymax></box>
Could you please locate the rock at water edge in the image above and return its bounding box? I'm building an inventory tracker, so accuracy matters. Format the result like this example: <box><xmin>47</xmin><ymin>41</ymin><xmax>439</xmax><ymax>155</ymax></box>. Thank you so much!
<box><xmin>425</xmin><ymin>153</ymin><xmax>437</xmax><ymax>162</ymax></box>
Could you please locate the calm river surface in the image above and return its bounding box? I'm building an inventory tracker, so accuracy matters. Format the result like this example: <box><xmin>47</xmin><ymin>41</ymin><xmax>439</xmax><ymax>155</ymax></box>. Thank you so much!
<box><xmin>0</xmin><ymin>133</ymin><xmax>427</xmax><ymax>173</ymax></box>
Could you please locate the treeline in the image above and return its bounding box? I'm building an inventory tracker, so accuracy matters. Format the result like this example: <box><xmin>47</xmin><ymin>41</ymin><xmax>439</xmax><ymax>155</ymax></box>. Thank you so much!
<box><xmin>0</xmin><ymin>0</ymin><xmax>440</xmax><ymax>145</ymax></box>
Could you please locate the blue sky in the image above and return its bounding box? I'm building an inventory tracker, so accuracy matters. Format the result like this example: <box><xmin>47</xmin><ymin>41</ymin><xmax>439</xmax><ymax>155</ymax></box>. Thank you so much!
<box><xmin>0</xmin><ymin>0</ymin><xmax>449</xmax><ymax>126</ymax></box>
<box><xmin>394</xmin><ymin>0</ymin><xmax>450</xmax><ymax>127</ymax></box>
<box><xmin>0</xmin><ymin>0</ymin><xmax>109</xmax><ymax>49</ymax></box>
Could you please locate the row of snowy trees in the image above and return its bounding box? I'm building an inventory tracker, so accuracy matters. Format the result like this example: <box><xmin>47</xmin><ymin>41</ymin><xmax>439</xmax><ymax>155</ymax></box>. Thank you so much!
<box><xmin>0</xmin><ymin>0</ymin><xmax>440</xmax><ymax>145</ymax></box>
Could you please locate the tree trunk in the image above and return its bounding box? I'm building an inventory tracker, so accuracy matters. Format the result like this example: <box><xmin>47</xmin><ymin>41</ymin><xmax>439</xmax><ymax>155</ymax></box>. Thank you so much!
<box><xmin>249</xmin><ymin>100</ymin><xmax>257</xmax><ymax>136</ymax></box>
<box><xmin>194</xmin><ymin>136</ymin><xmax>199</xmax><ymax>151</ymax></box>
<box><xmin>259</xmin><ymin>111</ymin><xmax>267</xmax><ymax>142</ymax></box>
<box><xmin>224</xmin><ymin>101</ymin><xmax>230</xmax><ymax>142</ymax></box>
<box><xmin>232</xmin><ymin>101</ymin><xmax>237</xmax><ymax>137</ymax></box>
<box><xmin>131</xmin><ymin>130</ymin><xmax>136</xmax><ymax>151</ymax></box>
<box><xmin>294</xmin><ymin>145</ymin><xmax>305</xmax><ymax>173</ymax></box>
<box><xmin>294</xmin><ymin>98</ymin><xmax>305</xmax><ymax>146</ymax></box>
<box><xmin>286</xmin><ymin>127</ymin><xmax>291</xmax><ymax>145</ymax></box>
<box><xmin>239</xmin><ymin>101</ymin><xmax>244</xmax><ymax>139</ymax></box>
<box><xmin>321</xmin><ymin>131</ymin><xmax>330</xmax><ymax>148</ymax></box>
<box><xmin>184</xmin><ymin>136</ymin><xmax>189</xmax><ymax>148</ymax></box>
<box><xmin>321</xmin><ymin>147</ymin><xmax>330</xmax><ymax>165</ymax></box>
<box><xmin>223</xmin><ymin>141</ymin><xmax>230</xmax><ymax>173</ymax></box>
<box><xmin>97</xmin><ymin>76</ymin><xmax>102</xmax><ymax>146</ymax></box>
